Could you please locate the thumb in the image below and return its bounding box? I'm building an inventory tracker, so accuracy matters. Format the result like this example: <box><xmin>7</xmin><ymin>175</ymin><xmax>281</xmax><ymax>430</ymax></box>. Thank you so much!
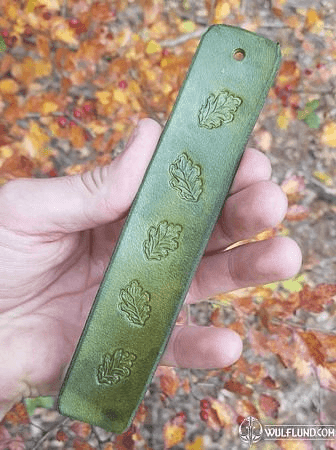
<box><xmin>0</xmin><ymin>118</ymin><xmax>162</xmax><ymax>236</ymax></box>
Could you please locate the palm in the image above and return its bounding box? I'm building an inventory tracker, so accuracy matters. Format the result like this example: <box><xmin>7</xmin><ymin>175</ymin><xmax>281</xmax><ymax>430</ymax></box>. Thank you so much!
<box><xmin>0</xmin><ymin>218</ymin><xmax>127</xmax><ymax>401</ymax></box>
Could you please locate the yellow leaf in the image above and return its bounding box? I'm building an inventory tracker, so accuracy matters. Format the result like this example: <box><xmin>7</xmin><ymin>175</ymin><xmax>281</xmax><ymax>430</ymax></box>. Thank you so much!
<box><xmin>321</xmin><ymin>122</ymin><xmax>336</xmax><ymax>147</ymax></box>
<box><xmin>87</xmin><ymin>121</ymin><xmax>109</xmax><ymax>135</ymax></box>
<box><xmin>145</xmin><ymin>69</ymin><xmax>157</xmax><ymax>82</ymax></box>
<box><xmin>131</xmin><ymin>97</ymin><xmax>141</xmax><ymax>112</ymax></box>
<box><xmin>277</xmin><ymin>108</ymin><xmax>293</xmax><ymax>129</ymax></box>
<box><xmin>0</xmin><ymin>145</ymin><xmax>14</xmax><ymax>159</ymax></box>
<box><xmin>305</xmin><ymin>8</ymin><xmax>319</xmax><ymax>27</ymax></box>
<box><xmin>95</xmin><ymin>91</ymin><xmax>113</xmax><ymax>106</ymax></box>
<box><xmin>179</xmin><ymin>20</ymin><xmax>196</xmax><ymax>33</ymax></box>
<box><xmin>305</xmin><ymin>8</ymin><xmax>324</xmax><ymax>33</ymax></box>
<box><xmin>129</xmin><ymin>80</ymin><xmax>141</xmax><ymax>95</ymax></box>
<box><xmin>13</xmin><ymin>17</ymin><xmax>26</xmax><ymax>35</ymax></box>
<box><xmin>277</xmin><ymin>114</ymin><xmax>288</xmax><ymax>129</ymax></box>
<box><xmin>52</xmin><ymin>21</ymin><xmax>78</xmax><ymax>46</ymax></box>
<box><xmin>185</xmin><ymin>435</ymin><xmax>204</xmax><ymax>450</ymax></box>
<box><xmin>281</xmin><ymin>278</ymin><xmax>304</xmax><ymax>293</ymax></box>
<box><xmin>162</xmin><ymin>82</ymin><xmax>172</xmax><ymax>95</ymax></box>
<box><xmin>114</xmin><ymin>122</ymin><xmax>126</xmax><ymax>132</ymax></box>
<box><xmin>211</xmin><ymin>399</ymin><xmax>235</xmax><ymax>427</ymax></box>
<box><xmin>146</xmin><ymin>39</ymin><xmax>162</xmax><ymax>54</ymax></box>
<box><xmin>313</xmin><ymin>171</ymin><xmax>333</xmax><ymax>186</ymax></box>
<box><xmin>149</xmin><ymin>20</ymin><xmax>169</xmax><ymax>39</ymax></box>
<box><xmin>27</xmin><ymin>0</ymin><xmax>60</xmax><ymax>12</ymax></box>
<box><xmin>41</xmin><ymin>101</ymin><xmax>59</xmax><ymax>115</ymax></box>
<box><xmin>34</xmin><ymin>59</ymin><xmax>52</xmax><ymax>78</ymax></box>
<box><xmin>5</xmin><ymin>3</ymin><xmax>18</xmax><ymax>20</ymax></box>
<box><xmin>214</xmin><ymin>1</ymin><xmax>231</xmax><ymax>23</ymax></box>
<box><xmin>23</xmin><ymin>122</ymin><xmax>51</xmax><ymax>160</ymax></box>
<box><xmin>163</xmin><ymin>422</ymin><xmax>185</xmax><ymax>449</ymax></box>
<box><xmin>0</xmin><ymin>79</ymin><xmax>20</xmax><ymax>95</ymax></box>
<box><xmin>113</xmin><ymin>88</ymin><xmax>127</xmax><ymax>104</ymax></box>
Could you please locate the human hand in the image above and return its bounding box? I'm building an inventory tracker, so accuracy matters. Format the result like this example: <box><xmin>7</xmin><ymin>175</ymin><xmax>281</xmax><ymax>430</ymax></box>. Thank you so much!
<box><xmin>0</xmin><ymin>118</ymin><xmax>302</xmax><ymax>419</ymax></box>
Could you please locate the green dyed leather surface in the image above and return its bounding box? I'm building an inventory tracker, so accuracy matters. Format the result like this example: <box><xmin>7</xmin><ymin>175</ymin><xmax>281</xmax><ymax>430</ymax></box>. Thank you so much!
<box><xmin>57</xmin><ymin>24</ymin><xmax>281</xmax><ymax>434</ymax></box>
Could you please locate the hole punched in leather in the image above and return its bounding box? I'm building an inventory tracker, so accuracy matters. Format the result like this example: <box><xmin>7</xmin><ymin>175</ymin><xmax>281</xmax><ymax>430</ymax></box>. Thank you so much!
<box><xmin>233</xmin><ymin>48</ymin><xmax>245</xmax><ymax>61</ymax></box>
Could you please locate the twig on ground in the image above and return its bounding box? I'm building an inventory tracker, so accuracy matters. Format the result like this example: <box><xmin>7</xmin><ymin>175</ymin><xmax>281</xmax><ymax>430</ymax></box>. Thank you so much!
<box><xmin>159</xmin><ymin>27</ymin><xmax>208</xmax><ymax>47</ymax></box>
<box><xmin>31</xmin><ymin>417</ymin><xmax>70</xmax><ymax>450</ymax></box>
<box><xmin>309</xmin><ymin>177</ymin><xmax>336</xmax><ymax>203</ymax></box>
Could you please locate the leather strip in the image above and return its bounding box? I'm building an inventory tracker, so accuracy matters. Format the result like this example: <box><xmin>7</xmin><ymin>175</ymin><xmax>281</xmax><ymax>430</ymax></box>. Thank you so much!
<box><xmin>57</xmin><ymin>24</ymin><xmax>281</xmax><ymax>434</ymax></box>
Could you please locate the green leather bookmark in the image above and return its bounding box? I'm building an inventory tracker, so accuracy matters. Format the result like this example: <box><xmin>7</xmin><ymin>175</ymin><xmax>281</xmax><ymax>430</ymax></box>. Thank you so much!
<box><xmin>57</xmin><ymin>24</ymin><xmax>281</xmax><ymax>434</ymax></box>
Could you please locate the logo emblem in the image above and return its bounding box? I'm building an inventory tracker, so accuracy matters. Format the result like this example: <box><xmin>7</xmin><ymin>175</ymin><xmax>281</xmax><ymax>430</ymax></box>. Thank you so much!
<box><xmin>239</xmin><ymin>416</ymin><xmax>263</xmax><ymax>447</ymax></box>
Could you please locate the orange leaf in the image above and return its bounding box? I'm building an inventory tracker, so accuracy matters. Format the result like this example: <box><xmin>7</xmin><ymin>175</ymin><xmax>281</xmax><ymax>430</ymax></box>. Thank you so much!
<box><xmin>69</xmin><ymin>124</ymin><xmax>86</xmax><ymax>149</ymax></box>
<box><xmin>248</xmin><ymin>328</ymin><xmax>271</xmax><ymax>357</ymax></box>
<box><xmin>259</xmin><ymin>394</ymin><xmax>280</xmax><ymax>418</ymax></box>
<box><xmin>232</xmin><ymin>296</ymin><xmax>257</xmax><ymax>316</ymax></box>
<box><xmin>89</xmin><ymin>1</ymin><xmax>118</xmax><ymax>22</ymax></box>
<box><xmin>0</xmin><ymin>54</ymin><xmax>16</xmax><ymax>78</ymax></box>
<box><xmin>10</xmin><ymin>57</ymin><xmax>36</xmax><ymax>85</ymax></box>
<box><xmin>206</xmin><ymin>398</ymin><xmax>236</xmax><ymax>431</ymax></box>
<box><xmin>312</xmin><ymin>332</ymin><xmax>336</xmax><ymax>361</ymax></box>
<box><xmin>223</xmin><ymin>380</ymin><xmax>253</xmax><ymax>396</ymax></box>
<box><xmin>103</xmin><ymin>444</ymin><xmax>114</xmax><ymax>450</ymax></box>
<box><xmin>70</xmin><ymin>421</ymin><xmax>92</xmax><ymax>439</ymax></box>
<box><xmin>261</xmin><ymin>376</ymin><xmax>278</xmax><ymax>389</ymax></box>
<box><xmin>72</xmin><ymin>438</ymin><xmax>95</xmax><ymax>450</ymax></box>
<box><xmin>285</xmin><ymin>204</ymin><xmax>310</xmax><ymax>221</ymax></box>
<box><xmin>299</xmin><ymin>284</ymin><xmax>336</xmax><ymax>313</ymax></box>
<box><xmin>113</xmin><ymin>424</ymin><xmax>137</xmax><ymax>450</ymax></box>
<box><xmin>56</xmin><ymin>430</ymin><xmax>69</xmax><ymax>442</ymax></box>
<box><xmin>281</xmin><ymin>174</ymin><xmax>306</xmax><ymax>204</ymax></box>
<box><xmin>181</xmin><ymin>376</ymin><xmax>191</xmax><ymax>394</ymax></box>
<box><xmin>3</xmin><ymin>402</ymin><xmax>29</xmax><ymax>426</ymax></box>
<box><xmin>155</xmin><ymin>366</ymin><xmax>180</xmax><ymax>398</ymax></box>
<box><xmin>133</xmin><ymin>402</ymin><xmax>148</xmax><ymax>426</ymax></box>
<box><xmin>235</xmin><ymin>399</ymin><xmax>259</xmax><ymax>418</ymax></box>
<box><xmin>277</xmin><ymin>60</ymin><xmax>301</xmax><ymax>88</ymax></box>
<box><xmin>36</xmin><ymin>35</ymin><xmax>51</xmax><ymax>59</ymax></box>
<box><xmin>141</xmin><ymin>0</ymin><xmax>164</xmax><ymax>26</ymax></box>
<box><xmin>0</xmin><ymin>78</ymin><xmax>19</xmax><ymax>95</ymax></box>
<box><xmin>163</xmin><ymin>420</ymin><xmax>186</xmax><ymax>449</ymax></box>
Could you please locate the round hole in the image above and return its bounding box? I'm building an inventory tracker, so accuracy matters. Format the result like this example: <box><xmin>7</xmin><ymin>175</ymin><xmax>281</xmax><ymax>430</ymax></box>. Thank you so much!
<box><xmin>233</xmin><ymin>48</ymin><xmax>245</xmax><ymax>61</ymax></box>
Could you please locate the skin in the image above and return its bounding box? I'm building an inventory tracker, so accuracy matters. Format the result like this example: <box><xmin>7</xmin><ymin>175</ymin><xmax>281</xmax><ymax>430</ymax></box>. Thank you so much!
<box><xmin>0</xmin><ymin>118</ymin><xmax>302</xmax><ymax>419</ymax></box>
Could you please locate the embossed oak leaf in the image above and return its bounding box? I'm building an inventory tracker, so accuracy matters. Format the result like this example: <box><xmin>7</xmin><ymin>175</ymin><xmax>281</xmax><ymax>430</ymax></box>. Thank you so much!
<box><xmin>143</xmin><ymin>220</ymin><xmax>182</xmax><ymax>261</ymax></box>
<box><xmin>97</xmin><ymin>348</ymin><xmax>136</xmax><ymax>386</ymax></box>
<box><xmin>118</xmin><ymin>280</ymin><xmax>151</xmax><ymax>326</ymax></box>
<box><xmin>169</xmin><ymin>153</ymin><xmax>203</xmax><ymax>202</ymax></box>
<box><xmin>198</xmin><ymin>90</ymin><xmax>242</xmax><ymax>129</ymax></box>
